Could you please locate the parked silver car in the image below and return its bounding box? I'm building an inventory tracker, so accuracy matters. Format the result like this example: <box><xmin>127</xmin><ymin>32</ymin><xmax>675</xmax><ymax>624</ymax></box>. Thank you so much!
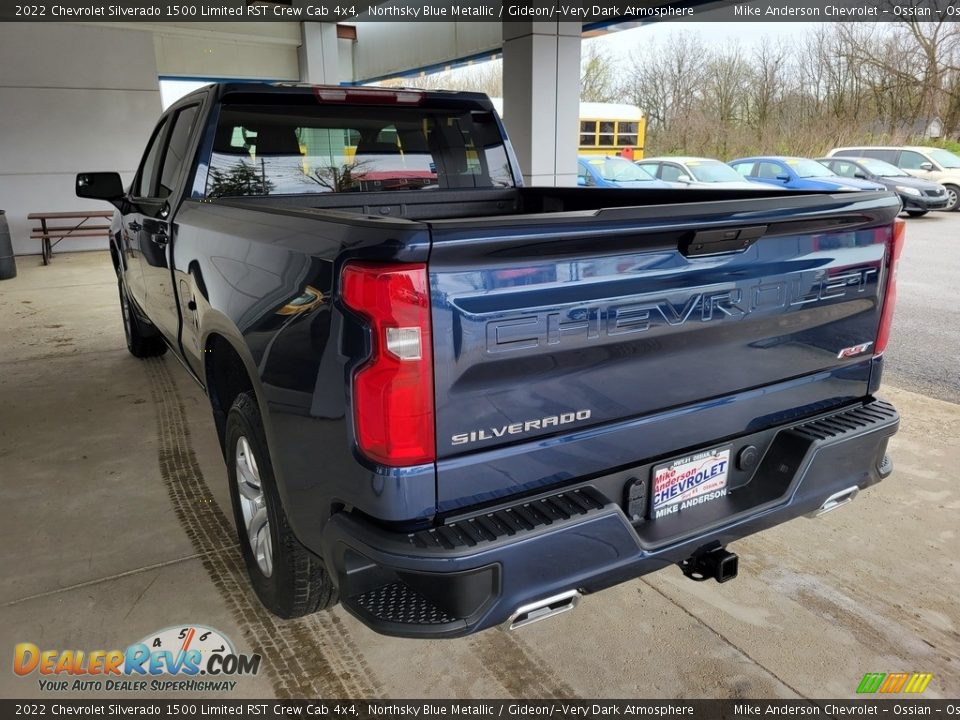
<box><xmin>636</xmin><ymin>156</ymin><xmax>774</xmax><ymax>189</ymax></box>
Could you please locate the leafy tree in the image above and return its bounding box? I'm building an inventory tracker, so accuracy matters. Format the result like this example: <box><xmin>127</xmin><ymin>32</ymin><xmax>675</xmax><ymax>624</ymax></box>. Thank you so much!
<box><xmin>207</xmin><ymin>163</ymin><xmax>274</xmax><ymax>197</ymax></box>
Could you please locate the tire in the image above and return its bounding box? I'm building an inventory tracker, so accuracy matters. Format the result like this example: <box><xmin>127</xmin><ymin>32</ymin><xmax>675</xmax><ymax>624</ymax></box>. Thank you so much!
<box><xmin>118</xmin><ymin>277</ymin><xmax>166</xmax><ymax>358</ymax></box>
<box><xmin>225</xmin><ymin>391</ymin><xmax>338</xmax><ymax>618</ymax></box>
<box><xmin>907</xmin><ymin>210</ymin><xmax>929</xmax><ymax>217</ymax></box>
<box><xmin>944</xmin><ymin>184</ymin><xmax>960</xmax><ymax>211</ymax></box>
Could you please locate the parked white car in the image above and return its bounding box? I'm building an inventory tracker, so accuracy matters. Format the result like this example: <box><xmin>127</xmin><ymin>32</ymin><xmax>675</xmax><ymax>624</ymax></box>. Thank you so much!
<box><xmin>636</xmin><ymin>156</ymin><xmax>775</xmax><ymax>189</ymax></box>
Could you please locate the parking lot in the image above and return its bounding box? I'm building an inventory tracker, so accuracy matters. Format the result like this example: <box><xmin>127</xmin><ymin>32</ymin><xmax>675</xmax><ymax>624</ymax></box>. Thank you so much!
<box><xmin>1</xmin><ymin>212</ymin><xmax>958</xmax><ymax>700</ymax></box>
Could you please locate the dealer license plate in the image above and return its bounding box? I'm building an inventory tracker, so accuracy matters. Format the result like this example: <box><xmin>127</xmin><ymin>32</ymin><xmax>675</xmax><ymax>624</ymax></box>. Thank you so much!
<box><xmin>651</xmin><ymin>446</ymin><xmax>731</xmax><ymax>519</ymax></box>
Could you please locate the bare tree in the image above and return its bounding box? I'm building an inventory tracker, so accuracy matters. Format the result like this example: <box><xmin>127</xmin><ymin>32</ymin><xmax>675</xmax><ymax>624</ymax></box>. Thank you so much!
<box><xmin>580</xmin><ymin>45</ymin><xmax>618</xmax><ymax>102</ymax></box>
<box><xmin>376</xmin><ymin>20</ymin><xmax>960</xmax><ymax>159</ymax></box>
<box><xmin>378</xmin><ymin>62</ymin><xmax>503</xmax><ymax>98</ymax></box>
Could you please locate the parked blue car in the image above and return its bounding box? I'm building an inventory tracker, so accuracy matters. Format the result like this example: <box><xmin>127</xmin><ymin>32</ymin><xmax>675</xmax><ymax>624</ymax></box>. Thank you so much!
<box><xmin>578</xmin><ymin>156</ymin><xmax>678</xmax><ymax>188</ymax></box>
<box><xmin>729</xmin><ymin>156</ymin><xmax>886</xmax><ymax>191</ymax></box>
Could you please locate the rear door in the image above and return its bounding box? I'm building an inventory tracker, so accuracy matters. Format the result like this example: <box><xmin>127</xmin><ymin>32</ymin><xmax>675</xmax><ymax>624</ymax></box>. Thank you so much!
<box><xmin>427</xmin><ymin>192</ymin><xmax>898</xmax><ymax>511</ymax></box>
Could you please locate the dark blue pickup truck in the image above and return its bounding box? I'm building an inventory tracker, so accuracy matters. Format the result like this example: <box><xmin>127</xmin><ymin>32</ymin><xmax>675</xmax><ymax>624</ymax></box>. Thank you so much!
<box><xmin>77</xmin><ymin>83</ymin><xmax>901</xmax><ymax>638</ymax></box>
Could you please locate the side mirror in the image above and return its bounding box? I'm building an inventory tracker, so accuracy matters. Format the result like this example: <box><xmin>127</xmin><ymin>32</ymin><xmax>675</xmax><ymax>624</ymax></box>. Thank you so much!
<box><xmin>920</xmin><ymin>162</ymin><xmax>934</xmax><ymax>171</ymax></box>
<box><xmin>776</xmin><ymin>174</ymin><xmax>791</xmax><ymax>182</ymax></box>
<box><xmin>76</xmin><ymin>172</ymin><xmax>124</xmax><ymax>203</ymax></box>
<box><xmin>854</xmin><ymin>172</ymin><xmax>868</xmax><ymax>180</ymax></box>
<box><xmin>677</xmin><ymin>174</ymin><xmax>692</xmax><ymax>183</ymax></box>
<box><xmin>577</xmin><ymin>176</ymin><xmax>587</xmax><ymax>187</ymax></box>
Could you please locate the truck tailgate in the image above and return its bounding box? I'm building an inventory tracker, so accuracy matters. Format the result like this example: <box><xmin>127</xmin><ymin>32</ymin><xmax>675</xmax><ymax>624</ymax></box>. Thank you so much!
<box><xmin>427</xmin><ymin>192</ymin><xmax>900</xmax><ymax>512</ymax></box>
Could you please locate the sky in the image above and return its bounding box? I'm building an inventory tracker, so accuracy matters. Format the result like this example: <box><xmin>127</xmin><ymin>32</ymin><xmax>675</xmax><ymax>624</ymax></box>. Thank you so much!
<box><xmin>588</xmin><ymin>20</ymin><xmax>826</xmax><ymax>53</ymax></box>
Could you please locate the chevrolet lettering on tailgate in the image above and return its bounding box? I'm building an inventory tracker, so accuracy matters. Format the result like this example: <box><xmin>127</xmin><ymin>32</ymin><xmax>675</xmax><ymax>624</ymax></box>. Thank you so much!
<box><xmin>486</xmin><ymin>268</ymin><xmax>878</xmax><ymax>354</ymax></box>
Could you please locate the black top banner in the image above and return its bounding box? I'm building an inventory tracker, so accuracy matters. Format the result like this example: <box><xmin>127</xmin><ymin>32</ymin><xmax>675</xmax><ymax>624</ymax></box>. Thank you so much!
<box><xmin>4</xmin><ymin>699</ymin><xmax>960</xmax><ymax>718</ymax></box>
<box><xmin>5</xmin><ymin>0</ymin><xmax>960</xmax><ymax>23</ymax></box>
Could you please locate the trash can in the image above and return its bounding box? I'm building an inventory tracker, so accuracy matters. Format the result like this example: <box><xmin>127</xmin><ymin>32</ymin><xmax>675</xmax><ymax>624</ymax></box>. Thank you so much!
<box><xmin>0</xmin><ymin>210</ymin><xmax>17</xmax><ymax>280</ymax></box>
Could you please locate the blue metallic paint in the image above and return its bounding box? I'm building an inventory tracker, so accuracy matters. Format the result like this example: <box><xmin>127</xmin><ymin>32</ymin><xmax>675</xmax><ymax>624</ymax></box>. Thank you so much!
<box><xmin>94</xmin><ymin>84</ymin><xmax>903</xmax><ymax>637</ymax></box>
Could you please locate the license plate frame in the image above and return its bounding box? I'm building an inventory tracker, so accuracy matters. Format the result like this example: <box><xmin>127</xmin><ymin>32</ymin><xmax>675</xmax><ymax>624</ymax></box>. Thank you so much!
<box><xmin>651</xmin><ymin>445</ymin><xmax>731</xmax><ymax>519</ymax></box>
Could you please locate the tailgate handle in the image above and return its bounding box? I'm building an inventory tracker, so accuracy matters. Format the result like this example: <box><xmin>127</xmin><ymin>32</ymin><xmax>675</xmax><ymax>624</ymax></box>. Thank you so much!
<box><xmin>682</xmin><ymin>225</ymin><xmax>767</xmax><ymax>257</ymax></box>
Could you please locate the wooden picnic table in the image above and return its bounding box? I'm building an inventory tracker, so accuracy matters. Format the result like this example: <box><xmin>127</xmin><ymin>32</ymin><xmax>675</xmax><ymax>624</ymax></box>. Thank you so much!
<box><xmin>28</xmin><ymin>210</ymin><xmax>114</xmax><ymax>265</ymax></box>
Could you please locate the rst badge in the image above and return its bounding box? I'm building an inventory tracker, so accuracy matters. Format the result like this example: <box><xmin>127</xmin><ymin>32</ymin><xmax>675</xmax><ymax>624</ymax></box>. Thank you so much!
<box><xmin>652</xmin><ymin>447</ymin><xmax>730</xmax><ymax>519</ymax></box>
<box><xmin>837</xmin><ymin>342</ymin><xmax>873</xmax><ymax>359</ymax></box>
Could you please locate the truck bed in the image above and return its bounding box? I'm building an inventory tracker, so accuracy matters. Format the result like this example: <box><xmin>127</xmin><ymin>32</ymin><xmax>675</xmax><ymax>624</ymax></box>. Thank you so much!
<box><xmin>217</xmin><ymin>185</ymin><xmax>807</xmax><ymax>222</ymax></box>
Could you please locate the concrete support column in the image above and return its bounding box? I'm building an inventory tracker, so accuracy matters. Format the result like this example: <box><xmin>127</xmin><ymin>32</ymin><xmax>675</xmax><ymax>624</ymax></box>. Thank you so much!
<box><xmin>298</xmin><ymin>22</ymin><xmax>339</xmax><ymax>84</ymax></box>
<box><xmin>501</xmin><ymin>22</ymin><xmax>581</xmax><ymax>186</ymax></box>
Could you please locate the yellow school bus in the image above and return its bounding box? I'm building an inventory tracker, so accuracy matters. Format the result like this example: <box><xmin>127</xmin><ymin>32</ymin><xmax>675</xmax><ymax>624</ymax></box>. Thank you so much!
<box><xmin>490</xmin><ymin>99</ymin><xmax>646</xmax><ymax>160</ymax></box>
<box><xmin>577</xmin><ymin>102</ymin><xmax>646</xmax><ymax>160</ymax></box>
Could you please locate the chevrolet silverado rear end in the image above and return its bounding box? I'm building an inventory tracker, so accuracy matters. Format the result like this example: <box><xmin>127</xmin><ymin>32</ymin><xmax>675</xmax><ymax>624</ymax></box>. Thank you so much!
<box><xmin>327</xmin><ymin>191</ymin><xmax>902</xmax><ymax>637</ymax></box>
<box><xmin>81</xmin><ymin>84</ymin><xmax>901</xmax><ymax>638</ymax></box>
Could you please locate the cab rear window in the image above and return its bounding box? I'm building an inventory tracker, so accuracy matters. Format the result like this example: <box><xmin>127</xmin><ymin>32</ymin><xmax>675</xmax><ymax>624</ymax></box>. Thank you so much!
<box><xmin>205</xmin><ymin>103</ymin><xmax>514</xmax><ymax>197</ymax></box>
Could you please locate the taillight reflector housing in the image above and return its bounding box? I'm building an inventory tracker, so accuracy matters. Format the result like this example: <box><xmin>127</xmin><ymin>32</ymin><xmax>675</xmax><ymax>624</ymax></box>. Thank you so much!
<box><xmin>313</xmin><ymin>87</ymin><xmax>423</xmax><ymax>105</ymax></box>
<box><xmin>875</xmin><ymin>218</ymin><xmax>905</xmax><ymax>356</ymax></box>
<box><xmin>341</xmin><ymin>262</ymin><xmax>435</xmax><ymax>466</ymax></box>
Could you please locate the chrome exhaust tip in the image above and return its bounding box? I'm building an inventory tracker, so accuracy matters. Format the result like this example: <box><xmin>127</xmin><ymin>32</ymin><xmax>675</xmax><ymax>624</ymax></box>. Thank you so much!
<box><xmin>807</xmin><ymin>485</ymin><xmax>859</xmax><ymax>518</ymax></box>
<box><xmin>503</xmin><ymin>590</ymin><xmax>581</xmax><ymax>631</ymax></box>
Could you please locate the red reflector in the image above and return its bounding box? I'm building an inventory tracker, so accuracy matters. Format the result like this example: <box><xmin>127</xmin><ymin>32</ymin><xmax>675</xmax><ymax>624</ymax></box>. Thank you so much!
<box><xmin>875</xmin><ymin>218</ymin><xmax>905</xmax><ymax>356</ymax></box>
<box><xmin>341</xmin><ymin>262</ymin><xmax>435</xmax><ymax>466</ymax></box>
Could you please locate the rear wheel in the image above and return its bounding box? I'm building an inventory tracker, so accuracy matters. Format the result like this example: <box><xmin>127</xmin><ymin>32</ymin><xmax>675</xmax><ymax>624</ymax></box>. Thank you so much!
<box><xmin>907</xmin><ymin>210</ymin><xmax>929</xmax><ymax>218</ymax></box>
<box><xmin>944</xmin><ymin>184</ymin><xmax>960</xmax><ymax>211</ymax></box>
<box><xmin>225</xmin><ymin>391</ymin><xmax>338</xmax><ymax>618</ymax></box>
<box><xmin>118</xmin><ymin>277</ymin><xmax>166</xmax><ymax>358</ymax></box>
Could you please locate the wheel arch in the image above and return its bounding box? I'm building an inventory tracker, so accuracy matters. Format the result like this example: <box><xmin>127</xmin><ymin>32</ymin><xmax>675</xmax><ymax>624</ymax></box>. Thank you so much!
<box><xmin>202</xmin><ymin>330</ymin><xmax>261</xmax><ymax>456</ymax></box>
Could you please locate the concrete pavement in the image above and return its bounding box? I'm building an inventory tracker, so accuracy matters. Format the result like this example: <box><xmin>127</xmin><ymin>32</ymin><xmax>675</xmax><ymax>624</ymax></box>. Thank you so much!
<box><xmin>884</xmin><ymin>212</ymin><xmax>960</xmax><ymax>404</ymax></box>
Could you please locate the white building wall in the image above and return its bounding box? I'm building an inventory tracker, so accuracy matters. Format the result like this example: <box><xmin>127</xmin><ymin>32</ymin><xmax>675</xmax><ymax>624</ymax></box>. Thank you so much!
<box><xmin>148</xmin><ymin>22</ymin><xmax>301</xmax><ymax>80</ymax></box>
<box><xmin>0</xmin><ymin>23</ymin><xmax>162</xmax><ymax>256</ymax></box>
<box><xmin>351</xmin><ymin>21</ymin><xmax>501</xmax><ymax>82</ymax></box>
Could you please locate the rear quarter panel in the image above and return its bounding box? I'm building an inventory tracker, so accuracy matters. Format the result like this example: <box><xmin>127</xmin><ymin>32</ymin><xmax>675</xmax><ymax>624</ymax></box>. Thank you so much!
<box><xmin>170</xmin><ymin>200</ymin><xmax>436</xmax><ymax>549</ymax></box>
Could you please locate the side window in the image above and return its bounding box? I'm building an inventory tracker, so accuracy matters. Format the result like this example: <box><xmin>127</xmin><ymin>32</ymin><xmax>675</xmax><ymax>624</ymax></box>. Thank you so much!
<box><xmin>733</xmin><ymin>162</ymin><xmax>754</xmax><ymax>178</ymax></box>
<box><xmin>616</xmin><ymin>122</ymin><xmax>638</xmax><ymax>147</ymax></box>
<box><xmin>158</xmin><ymin>106</ymin><xmax>200</xmax><ymax>199</ymax></box>
<box><xmin>577</xmin><ymin>162</ymin><xmax>588</xmax><ymax>183</ymax></box>
<box><xmin>756</xmin><ymin>162</ymin><xmax>785</xmax><ymax>179</ymax></box>
<box><xmin>898</xmin><ymin>150</ymin><xmax>929</xmax><ymax>170</ymax></box>
<box><xmin>579</xmin><ymin>121</ymin><xmax>596</xmax><ymax>147</ymax></box>
<box><xmin>636</xmin><ymin>163</ymin><xmax>659</xmax><ymax>178</ymax></box>
<box><xmin>832</xmin><ymin>161</ymin><xmax>857</xmax><ymax>178</ymax></box>
<box><xmin>135</xmin><ymin>118</ymin><xmax>169</xmax><ymax>198</ymax></box>
<box><xmin>862</xmin><ymin>149</ymin><xmax>897</xmax><ymax>163</ymax></box>
<box><xmin>598</xmin><ymin>121</ymin><xmax>615</xmax><ymax>146</ymax></box>
<box><xmin>659</xmin><ymin>164</ymin><xmax>684</xmax><ymax>182</ymax></box>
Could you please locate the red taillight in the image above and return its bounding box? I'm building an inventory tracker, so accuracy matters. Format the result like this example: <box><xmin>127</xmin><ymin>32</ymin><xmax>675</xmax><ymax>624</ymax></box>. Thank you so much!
<box><xmin>341</xmin><ymin>262</ymin><xmax>435</xmax><ymax>466</ymax></box>
<box><xmin>875</xmin><ymin>218</ymin><xmax>906</xmax><ymax>355</ymax></box>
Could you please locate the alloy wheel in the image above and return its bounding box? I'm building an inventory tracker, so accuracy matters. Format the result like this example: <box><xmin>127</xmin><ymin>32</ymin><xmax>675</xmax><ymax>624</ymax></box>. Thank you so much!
<box><xmin>235</xmin><ymin>436</ymin><xmax>273</xmax><ymax>577</ymax></box>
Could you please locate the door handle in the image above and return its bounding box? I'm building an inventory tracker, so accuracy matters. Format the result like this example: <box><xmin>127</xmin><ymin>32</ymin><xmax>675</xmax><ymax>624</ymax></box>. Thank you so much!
<box><xmin>681</xmin><ymin>225</ymin><xmax>768</xmax><ymax>257</ymax></box>
<box><xmin>127</xmin><ymin>221</ymin><xmax>142</xmax><ymax>233</ymax></box>
<box><xmin>150</xmin><ymin>232</ymin><xmax>168</xmax><ymax>246</ymax></box>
